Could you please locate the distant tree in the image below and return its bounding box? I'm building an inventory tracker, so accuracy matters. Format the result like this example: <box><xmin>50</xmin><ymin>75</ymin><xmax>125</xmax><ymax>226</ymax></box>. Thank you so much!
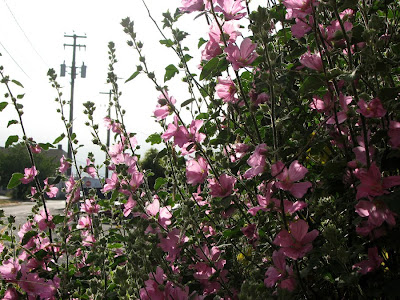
<box><xmin>139</xmin><ymin>148</ymin><xmax>165</xmax><ymax>190</ymax></box>
<box><xmin>0</xmin><ymin>143</ymin><xmax>58</xmax><ymax>199</ymax></box>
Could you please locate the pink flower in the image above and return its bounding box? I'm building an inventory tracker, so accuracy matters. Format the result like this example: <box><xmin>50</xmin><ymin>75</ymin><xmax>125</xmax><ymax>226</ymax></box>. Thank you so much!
<box><xmin>188</xmin><ymin>119</ymin><xmax>206</xmax><ymax>144</ymax></box>
<box><xmin>355</xmin><ymin>199</ymin><xmax>396</xmax><ymax>228</ymax></box>
<box><xmin>310</xmin><ymin>93</ymin><xmax>333</xmax><ymax>113</ymax></box>
<box><xmin>20</xmin><ymin>166</ymin><xmax>37</xmax><ymax>184</ymax></box>
<box><xmin>104</xmin><ymin>117</ymin><xmax>122</xmax><ymax>133</ymax></box>
<box><xmin>84</xmin><ymin>158</ymin><xmax>97</xmax><ymax>178</ymax></box>
<box><xmin>356</xmin><ymin>162</ymin><xmax>400</xmax><ymax>200</ymax></box>
<box><xmin>348</xmin><ymin>134</ymin><xmax>374</xmax><ymax>168</ymax></box>
<box><xmin>186</xmin><ymin>156</ymin><xmax>209</xmax><ymax>185</ymax></box>
<box><xmin>139</xmin><ymin>267</ymin><xmax>166</xmax><ymax>300</ymax></box>
<box><xmin>192</xmin><ymin>245</ymin><xmax>227</xmax><ymax>294</ymax></box>
<box><xmin>225</xmin><ymin>38</ymin><xmax>258</xmax><ymax>70</ymax></box>
<box><xmin>283</xmin><ymin>0</ymin><xmax>319</xmax><ymax>19</ymax></box>
<box><xmin>154</xmin><ymin>91</ymin><xmax>176</xmax><ymax>120</ymax></box>
<box><xmin>273</xmin><ymin>219</ymin><xmax>319</xmax><ymax>260</ymax></box>
<box><xmin>215</xmin><ymin>0</ymin><xmax>246</xmax><ymax>20</ymax></box>
<box><xmin>243</xmin><ymin>143</ymin><xmax>268</xmax><ymax>179</ymax></box>
<box><xmin>192</xmin><ymin>186</ymin><xmax>209</xmax><ymax>207</ymax></box>
<box><xmin>250</xmin><ymin>91</ymin><xmax>270</xmax><ymax>106</ymax></box>
<box><xmin>291</xmin><ymin>17</ymin><xmax>312</xmax><ymax>38</ymax></box>
<box><xmin>109</xmin><ymin>142</ymin><xmax>125</xmax><ymax>165</ymax></box>
<box><xmin>102</xmin><ymin>172</ymin><xmax>119</xmax><ymax>193</ymax></box>
<box><xmin>325</xmin><ymin>20</ymin><xmax>353</xmax><ymax>43</ymax></box>
<box><xmin>339</xmin><ymin>8</ymin><xmax>354</xmax><ymax>19</ymax></box>
<box><xmin>388</xmin><ymin>121</ymin><xmax>400</xmax><ymax>148</ymax></box>
<box><xmin>146</xmin><ymin>196</ymin><xmax>172</xmax><ymax>230</ymax></box>
<box><xmin>162</xmin><ymin>116</ymin><xmax>191</xmax><ymax>148</ymax></box>
<box><xmin>43</xmin><ymin>178</ymin><xmax>58</xmax><ymax>198</ymax></box>
<box><xmin>300</xmin><ymin>51</ymin><xmax>323</xmax><ymax>71</ymax></box>
<box><xmin>357</xmin><ymin>98</ymin><xmax>386</xmax><ymax>118</ymax></box>
<box><xmin>271</xmin><ymin>160</ymin><xmax>312</xmax><ymax>198</ymax></box>
<box><xmin>216</xmin><ymin>77</ymin><xmax>238</xmax><ymax>103</ymax></box>
<box><xmin>353</xmin><ymin>247</ymin><xmax>383</xmax><ymax>274</ymax></box>
<box><xmin>65</xmin><ymin>175</ymin><xmax>80</xmax><ymax>203</ymax></box>
<box><xmin>59</xmin><ymin>155</ymin><xmax>71</xmax><ymax>174</ymax></box>
<box><xmin>18</xmin><ymin>271</ymin><xmax>59</xmax><ymax>298</ymax></box>
<box><xmin>208</xmin><ymin>174</ymin><xmax>236</xmax><ymax>198</ymax></box>
<box><xmin>34</xmin><ymin>209</ymin><xmax>54</xmax><ymax>231</ymax></box>
<box><xmin>130</xmin><ymin>171</ymin><xmax>144</xmax><ymax>191</ymax></box>
<box><xmin>233</xmin><ymin>143</ymin><xmax>250</xmax><ymax>159</ymax></box>
<box><xmin>241</xmin><ymin>223</ymin><xmax>259</xmax><ymax>242</ymax></box>
<box><xmin>82</xmin><ymin>234</ymin><xmax>96</xmax><ymax>246</ymax></box>
<box><xmin>264</xmin><ymin>250</ymin><xmax>296</xmax><ymax>291</ymax></box>
<box><xmin>80</xmin><ymin>198</ymin><xmax>100</xmax><ymax>214</ymax></box>
<box><xmin>180</xmin><ymin>0</ymin><xmax>208</xmax><ymax>13</ymax></box>
<box><xmin>30</xmin><ymin>144</ymin><xmax>42</xmax><ymax>154</ymax></box>
<box><xmin>208</xmin><ymin>21</ymin><xmax>241</xmax><ymax>45</ymax></box>
<box><xmin>123</xmin><ymin>195</ymin><xmax>137</xmax><ymax>217</ymax></box>
<box><xmin>77</xmin><ymin>216</ymin><xmax>92</xmax><ymax>230</ymax></box>
<box><xmin>201</xmin><ymin>39</ymin><xmax>223</xmax><ymax>61</ymax></box>
<box><xmin>158</xmin><ymin>228</ymin><xmax>188</xmax><ymax>261</ymax></box>
<box><xmin>0</xmin><ymin>259</ymin><xmax>20</xmax><ymax>281</ymax></box>
<box><xmin>3</xmin><ymin>287</ymin><xmax>18</xmax><ymax>299</ymax></box>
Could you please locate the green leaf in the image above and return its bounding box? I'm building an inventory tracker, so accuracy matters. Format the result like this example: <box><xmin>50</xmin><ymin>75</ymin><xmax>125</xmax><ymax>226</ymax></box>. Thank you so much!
<box><xmin>146</xmin><ymin>133</ymin><xmax>162</xmax><ymax>145</ymax></box>
<box><xmin>22</xmin><ymin>230</ymin><xmax>37</xmax><ymax>245</ymax></box>
<box><xmin>183</xmin><ymin>54</ymin><xmax>193</xmax><ymax>62</ymax></box>
<box><xmin>17</xmin><ymin>94</ymin><xmax>25</xmax><ymax>99</ymax></box>
<box><xmin>181</xmin><ymin>98</ymin><xmax>195</xmax><ymax>107</ymax></box>
<box><xmin>154</xmin><ymin>177</ymin><xmax>167</xmax><ymax>190</ymax></box>
<box><xmin>160</xmin><ymin>39</ymin><xmax>174</xmax><ymax>47</ymax></box>
<box><xmin>125</xmin><ymin>71</ymin><xmax>140</xmax><ymax>83</ymax></box>
<box><xmin>223</xmin><ymin>227</ymin><xmax>241</xmax><ymax>238</ymax></box>
<box><xmin>340</xmin><ymin>0</ymin><xmax>358</xmax><ymax>9</ymax></box>
<box><xmin>53</xmin><ymin>133</ymin><xmax>65</xmax><ymax>144</ymax></box>
<box><xmin>38</xmin><ymin>143</ymin><xmax>55</xmax><ymax>150</ymax></box>
<box><xmin>299</xmin><ymin>75</ymin><xmax>325</xmax><ymax>95</ymax></box>
<box><xmin>5</xmin><ymin>135</ymin><xmax>18</xmax><ymax>148</ymax></box>
<box><xmin>164</xmin><ymin>64</ymin><xmax>179</xmax><ymax>82</ymax></box>
<box><xmin>378</xmin><ymin>87</ymin><xmax>400</xmax><ymax>102</ymax></box>
<box><xmin>198</xmin><ymin>37</ymin><xmax>207</xmax><ymax>49</ymax></box>
<box><xmin>200</xmin><ymin>57</ymin><xmax>228</xmax><ymax>81</ymax></box>
<box><xmin>11</xmin><ymin>79</ymin><xmax>24</xmax><ymax>88</ymax></box>
<box><xmin>7</xmin><ymin>173</ymin><xmax>24</xmax><ymax>189</ymax></box>
<box><xmin>381</xmin><ymin>189</ymin><xmax>400</xmax><ymax>215</ymax></box>
<box><xmin>34</xmin><ymin>249</ymin><xmax>48</xmax><ymax>260</ymax></box>
<box><xmin>200</xmin><ymin>57</ymin><xmax>219</xmax><ymax>81</ymax></box>
<box><xmin>70</xmin><ymin>133</ymin><xmax>76</xmax><ymax>141</ymax></box>
<box><xmin>196</xmin><ymin>112</ymin><xmax>209</xmax><ymax>120</ymax></box>
<box><xmin>0</xmin><ymin>102</ymin><xmax>7</xmax><ymax>112</ymax></box>
<box><xmin>108</xmin><ymin>243</ymin><xmax>123</xmax><ymax>249</ymax></box>
<box><xmin>7</xmin><ymin>120</ymin><xmax>18</xmax><ymax>128</ymax></box>
<box><xmin>48</xmin><ymin>175</ymin><xmax>62</xmax><ymax>185</ymax></box>
<box><xmin>52</xmin><ymin>215</ymin><xmax>65</xmax><ymax>225</ymax></box>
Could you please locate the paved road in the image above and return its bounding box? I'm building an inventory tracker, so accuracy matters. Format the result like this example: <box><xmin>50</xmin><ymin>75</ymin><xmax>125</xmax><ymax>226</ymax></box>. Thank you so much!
<box><xmin>0</xmin><ymin>200</ymin><xmax>66</xmax><ymax>229</ymax></box>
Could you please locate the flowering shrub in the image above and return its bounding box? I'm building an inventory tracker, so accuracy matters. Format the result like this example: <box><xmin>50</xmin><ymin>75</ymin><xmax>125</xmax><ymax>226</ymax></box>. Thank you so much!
<box><xmin>0</xmin><ymin>0</ymin><xmax>400</xmax><ymax>298</ymax></box>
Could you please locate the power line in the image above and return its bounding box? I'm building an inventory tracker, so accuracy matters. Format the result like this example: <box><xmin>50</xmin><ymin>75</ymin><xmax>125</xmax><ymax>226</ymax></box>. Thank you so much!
<box><xmin>3</xmin><ymin>0</ymin><xmax>48</xmax><ymax>67</ymax></box>
<box><xmin>0</xmin><ymin>41</ymin><xmax>30</xmax><ymax>79</ymax></box>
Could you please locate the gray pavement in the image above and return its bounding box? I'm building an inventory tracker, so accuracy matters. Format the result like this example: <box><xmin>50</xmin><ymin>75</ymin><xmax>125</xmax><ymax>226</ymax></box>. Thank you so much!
<box><xmin>0</xmin><ymin>199</ymin><xmax>66</xmax><ymax>229</ymax></box>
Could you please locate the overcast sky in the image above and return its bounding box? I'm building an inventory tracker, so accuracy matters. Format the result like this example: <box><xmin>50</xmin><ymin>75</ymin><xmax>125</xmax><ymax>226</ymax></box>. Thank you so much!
<box><xmin>0</xmin><ymin>0</ymin><xmax>261</xmax><ymax>176</ymax></box>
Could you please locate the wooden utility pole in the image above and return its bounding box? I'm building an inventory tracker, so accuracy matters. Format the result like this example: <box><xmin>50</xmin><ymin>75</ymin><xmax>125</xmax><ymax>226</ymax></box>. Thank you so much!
<box><xmin>62</xmin><ymin>34</ymin><xmax>86</xmax><ymax>176</ymax></box>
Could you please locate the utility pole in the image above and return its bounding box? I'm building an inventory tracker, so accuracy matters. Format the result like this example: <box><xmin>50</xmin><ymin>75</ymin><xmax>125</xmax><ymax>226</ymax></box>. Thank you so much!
<box><xmin>60</xmin><ymin>34</ymin><xmax>87</xmax><ymax>176</ymax></box>
<box><xmin>99</xmin><ymin>90</ymin><xmax>114</xmax><ymax>179</ymax></box>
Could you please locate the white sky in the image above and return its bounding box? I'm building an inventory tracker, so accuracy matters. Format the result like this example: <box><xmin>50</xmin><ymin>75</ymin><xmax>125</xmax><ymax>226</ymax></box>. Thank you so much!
<box><xmin>0</xmin><ymin>0</ymin><xmax>263</xmax><ymax>176</ymax></box>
